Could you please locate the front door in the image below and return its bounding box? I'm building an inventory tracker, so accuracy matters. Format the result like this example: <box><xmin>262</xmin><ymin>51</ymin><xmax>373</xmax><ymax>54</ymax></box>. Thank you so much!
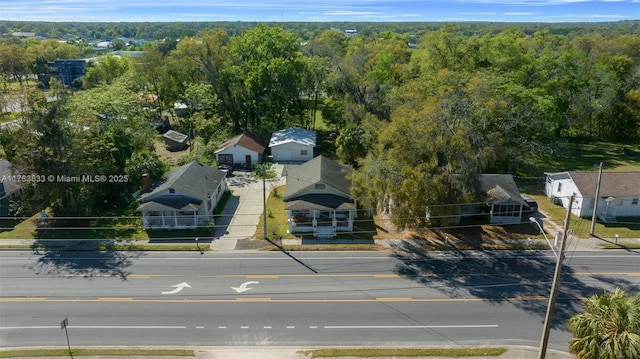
<box><xmin>245</xmin><ymin>154</ymin><xmax>252</xmax><ymax>168</ymax></box>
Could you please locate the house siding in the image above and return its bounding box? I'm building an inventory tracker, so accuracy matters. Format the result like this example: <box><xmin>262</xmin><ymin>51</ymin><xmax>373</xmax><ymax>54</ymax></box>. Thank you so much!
<box><xmin>216</xmin><ymin>146</ymin><xmax>261</xmax><ymax>166</ymax></box>
<box><xmin>545</xmin><ymin>173</ymin><xmax>640</xmax><ymax>219</ymax></box>
<box><xmin>272</xmin><ymin>143</ymin><xmax>313</xmax><ymax>162</ymax></box>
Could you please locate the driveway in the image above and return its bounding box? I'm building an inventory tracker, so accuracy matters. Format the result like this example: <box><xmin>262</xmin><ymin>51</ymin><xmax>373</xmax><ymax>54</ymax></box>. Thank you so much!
<box><xmin>210</xmin><ymin>165</ymin><xmax>285</xmax><ymax>251</ymax></box>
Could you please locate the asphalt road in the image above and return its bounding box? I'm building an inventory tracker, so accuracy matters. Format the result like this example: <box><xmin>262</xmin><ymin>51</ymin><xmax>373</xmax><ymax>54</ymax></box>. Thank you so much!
<box><xmin>1</xmin><ymin>250</ymin><xmax>638</xmax><ymax>351</ymax></box>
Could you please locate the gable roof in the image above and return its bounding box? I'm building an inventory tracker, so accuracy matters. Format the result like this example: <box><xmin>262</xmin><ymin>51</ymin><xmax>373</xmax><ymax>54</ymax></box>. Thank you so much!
<box><xmin>568</xmin><ymin>171</ymin><xmax>640</xmax><ymax>198</ymax></box>
<box><xmin>284</xmin><ymin>155</ymin><xmax>351</xmax><ymax>200</ymax></box>
<box><xmin>215</xmin><ymin>131</ymin><xmax>268</xmax><ymax>154</ymax></box>
<box><xmin>139</xmin><ymin>161</ymin><xmax>225</xmax><ymax>203</ymax></box>
<box><xmin>480</xmin><ymin>174</ymin><xmax>525</xmax><ymax>205</ymax></box>
<box><xmin>269</xmin><ymin>127</ymin><xmax>316</xmax><ymax>148</ymax></box>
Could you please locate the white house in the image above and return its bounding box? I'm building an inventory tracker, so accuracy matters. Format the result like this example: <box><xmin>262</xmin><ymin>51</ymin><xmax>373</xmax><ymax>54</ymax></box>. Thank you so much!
<box><xmin>284</xmin><ymin>156</ymin><xmax>357</xmax><ymax>238</ymax></box>
<box><xmin>545</xmin><ymin>171</ymin><xmax>640</xmax><ymax>220</ymax></box>
<box><xmin>136</xmin><ymin>161</ymin><xmax>227</xmax><ymax>229</ymax></box>
<box><xmin>215</xmin><ymin>131</ymin><xmax>268</xmax><ymax>168</ymax></box>
<box><xmin>269</xmin><ymin>127</ymin><xmax>316</xmax><ymax>163</ymax></box>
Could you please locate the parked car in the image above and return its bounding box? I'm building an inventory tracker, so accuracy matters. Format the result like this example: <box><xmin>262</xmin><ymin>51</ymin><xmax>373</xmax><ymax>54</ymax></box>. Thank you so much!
<box><xmin>522</xmin><ymin>195</ymin><xmax>539</xmax><ymax>213</ymax></box>
<box><xmin>217</xmin><ymin>164</ymin><xmax>233</xmax><ymax>176</ymax></box>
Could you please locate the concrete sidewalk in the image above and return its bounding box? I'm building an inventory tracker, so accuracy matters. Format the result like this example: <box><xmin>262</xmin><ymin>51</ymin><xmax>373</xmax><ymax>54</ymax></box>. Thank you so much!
<box><xmin>1</xmin><ymin>346</ymin><xmax>574</xmax><ymax>359</ymax></box>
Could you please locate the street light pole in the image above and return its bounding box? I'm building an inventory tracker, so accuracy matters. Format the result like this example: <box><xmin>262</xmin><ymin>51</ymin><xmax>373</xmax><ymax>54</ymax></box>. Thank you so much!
<box><xmin>529</xmin><ymin>217</ymin><xmax>557</xmax><ymax>257</ymax></box>
<box><xmin>537</xmin><ymin>194</ymin><xmax>573</xmax><ymax>359</ymax></box>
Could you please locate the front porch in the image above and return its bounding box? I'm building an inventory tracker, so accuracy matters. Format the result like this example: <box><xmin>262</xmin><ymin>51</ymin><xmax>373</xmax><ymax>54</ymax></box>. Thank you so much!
<box><xmin>287</xmin><ymin>209</ymin><xmax>354</xmax><ymax>238</ymax></box>
<box><xmin>142</xmin><ymin>210</ymin><xmax>212</xmax><ymax>229</ymax></box>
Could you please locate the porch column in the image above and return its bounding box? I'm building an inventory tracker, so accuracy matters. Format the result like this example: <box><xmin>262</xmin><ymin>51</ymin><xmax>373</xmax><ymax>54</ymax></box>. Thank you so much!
<box><xmin>174</xmin><ymin>211</ymin><xmax>178</xmax><ymax>227</ymax></box>
<box><xmin>332</xmin><ymin>210</ymin><xmax>337</xmax><ymax>229</ymax></box>
<box><xmin>161</xmin><ymin>212</ymin><xmax>166</xmax><ymax>227</ymax></box>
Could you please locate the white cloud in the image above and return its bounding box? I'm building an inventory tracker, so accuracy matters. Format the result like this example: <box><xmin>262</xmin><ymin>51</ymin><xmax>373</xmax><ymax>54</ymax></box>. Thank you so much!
<box><xmin>324</xmin><ymin>11</ymin><xmax>384</xmax><ymax>16</ymax></box>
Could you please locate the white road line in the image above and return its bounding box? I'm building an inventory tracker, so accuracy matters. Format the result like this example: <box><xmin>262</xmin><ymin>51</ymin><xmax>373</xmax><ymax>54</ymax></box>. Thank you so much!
<box><xmin>1</xmin><ymin>326</ymin><xmax>187</xmax><ymax>330</ymax></box>
<box><xmin>1</xmin><ymin>326</ymin><xmax>59</xmax><ymax>330</ymax></box>
<box><xmin>286</xmin><ymin>326</ymin><xmax>295</xmax><ymax>329</ymax></box>
<box><xmin>264</xmin><ymin>326</ymin><xmax>272</xmax><ymax>329</ymax></box>
<box><xmin>324</xmin><ymin>325</ymin><xmax>499</xmax><ymax>329</ymax></box>
<box><xmin>218</xmin><ymin>326</ymin><xmax>227</xmax><ymax>329</ymax></box>
<box><xmin>309</xmin><ymin>326</ymin><xmax>318</xmax><ymax>329</ymax></box>
<box><xmin>240</xmin><ymin>326</ymin><xmax>249</xmax><ymax>329</ymax></box>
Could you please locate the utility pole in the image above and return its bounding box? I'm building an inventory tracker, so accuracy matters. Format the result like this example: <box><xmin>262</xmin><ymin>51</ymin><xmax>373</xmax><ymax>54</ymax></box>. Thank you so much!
<box><xmin>589</xmin><ymin>162</ymin><xmax>603</xmax><ymax>236</ymax></box>
<box><xmin>262</xmin><ymin>165</ymin><xmax>268</xmax><ymax>240</ymax></box>
<box><xmin>537</xmin><ymin>194</ymin><xmax>574</xmax><ymax>359</ymax></box>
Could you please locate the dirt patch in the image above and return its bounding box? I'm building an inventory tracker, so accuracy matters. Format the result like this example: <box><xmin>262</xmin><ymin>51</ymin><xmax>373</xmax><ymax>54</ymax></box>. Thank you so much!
<box><xmin>153</xmin><ymin>137</ymin><xmax>190</xmax><ymax>166</ymax></box>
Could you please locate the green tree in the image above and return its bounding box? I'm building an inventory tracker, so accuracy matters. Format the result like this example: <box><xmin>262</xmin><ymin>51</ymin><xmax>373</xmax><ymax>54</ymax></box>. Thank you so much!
<box><xmin>0</xmin><ymin>42</ymin><xmax>34</xmax><ymax>85</ymax></box>
<box><xmin>84</xmin><ymin>54</ymin><xmax>131</xmax><ymax>88</ymax></box>
<box><xmin>568</xmin><ymin>288</ymin><xmax>640</xmax><ymax>359</ymax></box>
<box><xmin>228</xmin><ymin>24</ymin><xmax>307</xmax><ymax>133</ymax></box>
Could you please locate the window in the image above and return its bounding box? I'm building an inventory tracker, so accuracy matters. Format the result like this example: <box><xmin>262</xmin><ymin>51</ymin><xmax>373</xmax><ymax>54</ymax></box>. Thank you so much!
<box><xmin>169</xmin><ymin>188</ymin><xmax>175</xmax><ymax>194</ymax></box>
<box><xmin>618</xmin><ymin>199</ymin><xmax>623</xmax><ymax>206</ymax></box>
<box><xmin>557</xmin><ymin>182</ymin><xmax>562</xmax><ymax>193</ymax></box>
<box><xmin>632</xmin><ymin>198</ymin><xmax>639</xmax><ymax>205</ymax></box>
<box><xmin>314</xmin><ymin>183</ymin><xmax>326</xmax><ymax>190</ymax></box>
<box><xmin>300</xmin><ymin>149</ymin><xmax>308</xmax><ymax>156</ymax></box>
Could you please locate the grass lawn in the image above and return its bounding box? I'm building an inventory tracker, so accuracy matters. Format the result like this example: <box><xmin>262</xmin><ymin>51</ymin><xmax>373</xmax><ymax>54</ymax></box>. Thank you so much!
<box><xmin>529</xmin><ymin>193</ymin><xmax>639</xmax><ymax>239</ymax></box>
<box><xmin>302</xmin><ymin>347</ymin><xmax>507</xmax><ymax>358</ymax></box>
<box><xmin>0</xmin><ymin>348</ymin><xmax>193</xmax><ymax>358</ymax></box>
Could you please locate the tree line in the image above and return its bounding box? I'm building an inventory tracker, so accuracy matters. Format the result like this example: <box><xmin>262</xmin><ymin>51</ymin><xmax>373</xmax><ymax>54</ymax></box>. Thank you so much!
<box><xmin>1</xmin><ymin>22</ymin><xmax>639</xmax><ymax>226</ymax></box>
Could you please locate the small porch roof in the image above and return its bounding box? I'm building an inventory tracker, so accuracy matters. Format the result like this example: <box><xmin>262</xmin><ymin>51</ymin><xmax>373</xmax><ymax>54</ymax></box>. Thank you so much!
<box><xmin>285</xmin><ymin>194</ymin><xmax>356</xmax><ymax>211</ymax></box>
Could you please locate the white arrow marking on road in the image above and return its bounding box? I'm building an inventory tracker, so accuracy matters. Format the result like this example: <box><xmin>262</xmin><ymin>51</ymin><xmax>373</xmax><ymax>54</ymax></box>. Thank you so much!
<box><xmin>161</xmin><ymin>282</ymin><xmax>191</xmax><ymax>295</ymax></box>
<box><xmin>231</xmin><ymin>281</ymin><xmax>259</xmax><ymax>293</ymax></box>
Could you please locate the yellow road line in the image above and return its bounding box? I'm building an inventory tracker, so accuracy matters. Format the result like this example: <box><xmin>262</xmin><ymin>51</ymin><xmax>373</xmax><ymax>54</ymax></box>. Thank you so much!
<box><xmin>0</xmin><ymin>296</ymin><xmax>553</xmax><ymax>304</ymax></box>
<box><xmin>61</xmin><ymin>272</ymin><xmax>639</xmax><ymax>279</ymax></box>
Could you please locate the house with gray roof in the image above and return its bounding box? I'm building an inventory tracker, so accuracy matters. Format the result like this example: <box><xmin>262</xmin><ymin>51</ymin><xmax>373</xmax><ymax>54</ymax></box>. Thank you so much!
<box><xmin>452</xmin><ymin>174</ymin><xmax>527</xmax><ymax>225</ymax></box>
<box><xmin>283</xmin><ymin>155</ymin><xmax>356</xmax><ymax>238</ymax></box>
<box><xmin>479</xmin><ymin>174</ymin><xmax>527</xmax><ymax>224</ymax></box>
<box><xmin>269</xmin><ymin>127</ymin><xmax>316</xmax><ymax>163</ymax></box>
<box><xmin>136</xmin><ymin>161</ymin><xmax>227</xmax><ymax>229</ymax></box>
<box><xmin>545</xmin><ymin>171</ymin><xmax>640</xmax><ymax>221</ymax></box>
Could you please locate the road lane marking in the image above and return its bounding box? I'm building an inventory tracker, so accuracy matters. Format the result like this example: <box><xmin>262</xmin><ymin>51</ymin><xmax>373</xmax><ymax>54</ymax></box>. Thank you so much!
<box><xmin>0</xmin><ymin>296</ymin><xmax>555</xmax><ymax>304</ymax></box>
<box><xmin>324</xmin><ymin>325</ymin><xmax>499</xmax><ymax>329</ymax></box>
<box><xmin>57</xmin><ymin>272</ymin><xmax>640</xmax><ymax>280</ymax></box>
<box><xmin>1</xmin><ymin>326</ymin><xmax>187</xmax><ymax>330</ymax></box>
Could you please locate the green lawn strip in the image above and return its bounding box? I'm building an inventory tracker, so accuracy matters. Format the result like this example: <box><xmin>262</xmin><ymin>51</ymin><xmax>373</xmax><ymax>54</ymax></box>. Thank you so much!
<box><xmin>302</xmin><ymin>347</ymin><xmax>507</xmax><ymax>358</ymax></box>
<box><xmin>266</xmin><ymin>244</ymin><xmax>380</xmax><ymax>251</ymax></box>
<box><xmin>0</xmin><ymin>243</ymin><xmax>210</xmax><ymax>251</ymax></box>
<box><xmin>530</xmin><ymin>194</ymin><xmax>640</xmax><ymax>239</ymax></box>
<box><xmin>0</xmin><ymin>348</ymin><xmax>193</xmax><ymax>358</ymax></box>
<box><xmin>96</xmin><ymin>243</ymin><xmax>210</xmax><ymax>251</ymax></box>
<box><xmin>600</xmin><ymin>243</ymin><xmax>640</xmax><ymax>249</ymax></box>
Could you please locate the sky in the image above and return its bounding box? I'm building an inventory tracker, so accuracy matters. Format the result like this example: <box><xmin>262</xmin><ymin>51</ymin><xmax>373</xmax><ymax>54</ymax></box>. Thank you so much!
<box><xmin>1</xmin><ymin>0</ymin><xmax>639</xmax><ymax>23</ymax></box>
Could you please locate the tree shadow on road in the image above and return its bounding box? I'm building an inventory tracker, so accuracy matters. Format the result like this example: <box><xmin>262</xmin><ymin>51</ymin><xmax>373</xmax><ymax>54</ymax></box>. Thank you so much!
<box><xmin>391</xmin><ymin>239</ymin><xmax>602</xmax><ymax>329</ymax></box>
<box><xmin>28</xmin><ymin>240</ymin><xmax>144</xmax><ymax>280</ymax></box>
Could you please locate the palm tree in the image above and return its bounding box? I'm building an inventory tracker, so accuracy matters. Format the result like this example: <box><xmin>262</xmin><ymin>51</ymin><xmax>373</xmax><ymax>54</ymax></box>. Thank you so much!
<box><xmin>568</xmin><ymin>288</ymin><xmax>640</xmax><ymax>359</ymax></box>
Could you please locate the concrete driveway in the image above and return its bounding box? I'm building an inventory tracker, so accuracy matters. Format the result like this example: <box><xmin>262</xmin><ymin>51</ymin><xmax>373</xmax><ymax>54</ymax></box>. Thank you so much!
<box><xmin>210</xmin><ymin>165</ymin><xmax>285</xmax><ymax>251</ymax></box>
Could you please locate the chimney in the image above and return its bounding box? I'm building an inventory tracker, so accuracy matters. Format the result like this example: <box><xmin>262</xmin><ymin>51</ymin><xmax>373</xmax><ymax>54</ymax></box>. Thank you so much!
<box><xmin>142</xmin><ymin>173</ymin><xmax>150</xmax><ymax>192</ymax></box>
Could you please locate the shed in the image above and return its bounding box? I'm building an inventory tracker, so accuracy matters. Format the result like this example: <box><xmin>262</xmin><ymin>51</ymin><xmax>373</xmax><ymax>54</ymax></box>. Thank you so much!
<box><xmin>163</xmin><ymin>130</ymin><xmax>189</xmax><ymax>152</ymax></box>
